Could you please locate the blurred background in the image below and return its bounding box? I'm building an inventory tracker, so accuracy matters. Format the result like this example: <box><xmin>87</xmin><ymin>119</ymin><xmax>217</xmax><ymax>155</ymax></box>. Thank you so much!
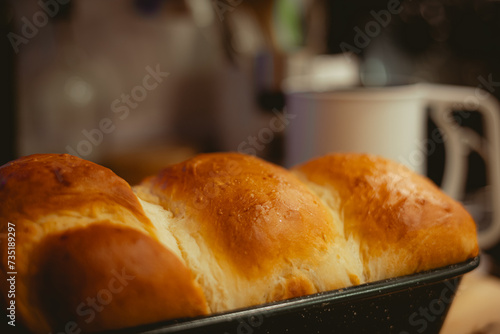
<box><xmin>1</xmin><ymin>0</ymin><xmax>500</xmax><ymax>259</ymax></box>
<box><xmin>3</xmin><ymin>1</ymin><xmax>500</xmax><ymax>330</ymax></box>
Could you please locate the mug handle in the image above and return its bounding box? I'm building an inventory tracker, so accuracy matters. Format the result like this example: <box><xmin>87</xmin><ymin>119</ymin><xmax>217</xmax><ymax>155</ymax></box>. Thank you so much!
<box><xmin>420</xmin><ymin>83</ymin><xmax>500</xmax><ymax>249</ymax></box>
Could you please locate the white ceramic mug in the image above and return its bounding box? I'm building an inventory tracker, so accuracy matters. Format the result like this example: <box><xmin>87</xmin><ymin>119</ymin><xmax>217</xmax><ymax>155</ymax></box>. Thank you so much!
<box><xmin>283</xmin><ymin>82</ymin><xmax>500</xmax><ymax>249</ymax></box>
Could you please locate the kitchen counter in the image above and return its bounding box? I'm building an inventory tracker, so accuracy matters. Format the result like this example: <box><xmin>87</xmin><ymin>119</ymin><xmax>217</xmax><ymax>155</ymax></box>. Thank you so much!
<box><xmin>441</xmin><ymin>256</ymin><xmax>500</xmax><ymax>334</ymax></box>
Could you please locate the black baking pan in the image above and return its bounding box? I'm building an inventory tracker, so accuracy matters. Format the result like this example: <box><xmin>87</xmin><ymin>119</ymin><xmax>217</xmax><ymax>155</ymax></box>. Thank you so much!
<box><xmin>105</xmin><ymin>256</ymin><xmax>479</xmax><ymax>334</ymax></box>
<box><xmin>1</xmin><ymin>256</ymin><xmax>479</xmax><ymax>334</ymax></box>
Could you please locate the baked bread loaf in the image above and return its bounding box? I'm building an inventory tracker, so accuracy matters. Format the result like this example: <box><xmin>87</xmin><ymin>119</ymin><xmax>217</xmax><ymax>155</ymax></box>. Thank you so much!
<box><xmin>0</xmin><ymin>152</ymin><xmax>478</xmax><ymax>333</ymax></box>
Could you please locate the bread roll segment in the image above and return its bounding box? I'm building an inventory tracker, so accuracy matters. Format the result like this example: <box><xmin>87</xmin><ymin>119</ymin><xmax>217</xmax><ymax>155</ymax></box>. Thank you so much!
<box><xmin>292</xmin><ymin>153</ymin><xmax>479</xmax><ymax>282</ymax></box>
<box><xmin>134</xmin><ymin>152</ymin><xmax>364</xmax><ymax>313</ymax></box>
<box><xmin>0</xmin><ymin>152</ymin><xmax>479</xmax><ymax>333</ymax></box>
<box><xmin>0</xmin><ymin>154</ymin><xmax>208</xmax><ymax>333</ymax></box>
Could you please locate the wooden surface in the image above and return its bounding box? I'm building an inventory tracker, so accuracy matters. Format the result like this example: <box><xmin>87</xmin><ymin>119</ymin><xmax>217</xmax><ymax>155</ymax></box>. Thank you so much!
<box><xmin>441</xmin><ymin>259</ymin><xmax>500</xmax><ymax>334</ymax></box>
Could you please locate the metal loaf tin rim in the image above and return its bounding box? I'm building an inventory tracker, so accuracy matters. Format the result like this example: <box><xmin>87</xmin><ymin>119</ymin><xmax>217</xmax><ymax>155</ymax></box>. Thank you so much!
<box><xmin>114</xmin><ymin>256</ymin><xmax>480</xmax><ymax>334</ymax></box>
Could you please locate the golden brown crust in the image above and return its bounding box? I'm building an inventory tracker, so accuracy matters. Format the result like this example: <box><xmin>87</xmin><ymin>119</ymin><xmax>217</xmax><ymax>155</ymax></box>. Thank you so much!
<box><xmin>138</xmin><ymin>152</ymin><xmax>335</xmax><ymax>279</ymax></box>
<box><xmin>0</xmin><ymin>152</ymin><xmax>479</xmax><ymax>332</ymax></box>
<box><xmin>0</xmin><ymin>154</ymin><xmax>151</xmax><ymax>226</ymax></box>
<box><xmin>292</xmin><ymin>153</ymin><xmax>479</xmax><ymax>281</ymax></box>
<box><xmin>135</xmin><ymin>152</ymin><xmax>343</xmax><ymax>312</ymax></box>
<box><xmin>0</xmin><ymin>154</ymin><xmax>208</xmax><ymax>333</ymax></box>
<box><xmin>32</xmin><ymin>223</ymin><xmax>208</xmax><ymax>332</ymax></box>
